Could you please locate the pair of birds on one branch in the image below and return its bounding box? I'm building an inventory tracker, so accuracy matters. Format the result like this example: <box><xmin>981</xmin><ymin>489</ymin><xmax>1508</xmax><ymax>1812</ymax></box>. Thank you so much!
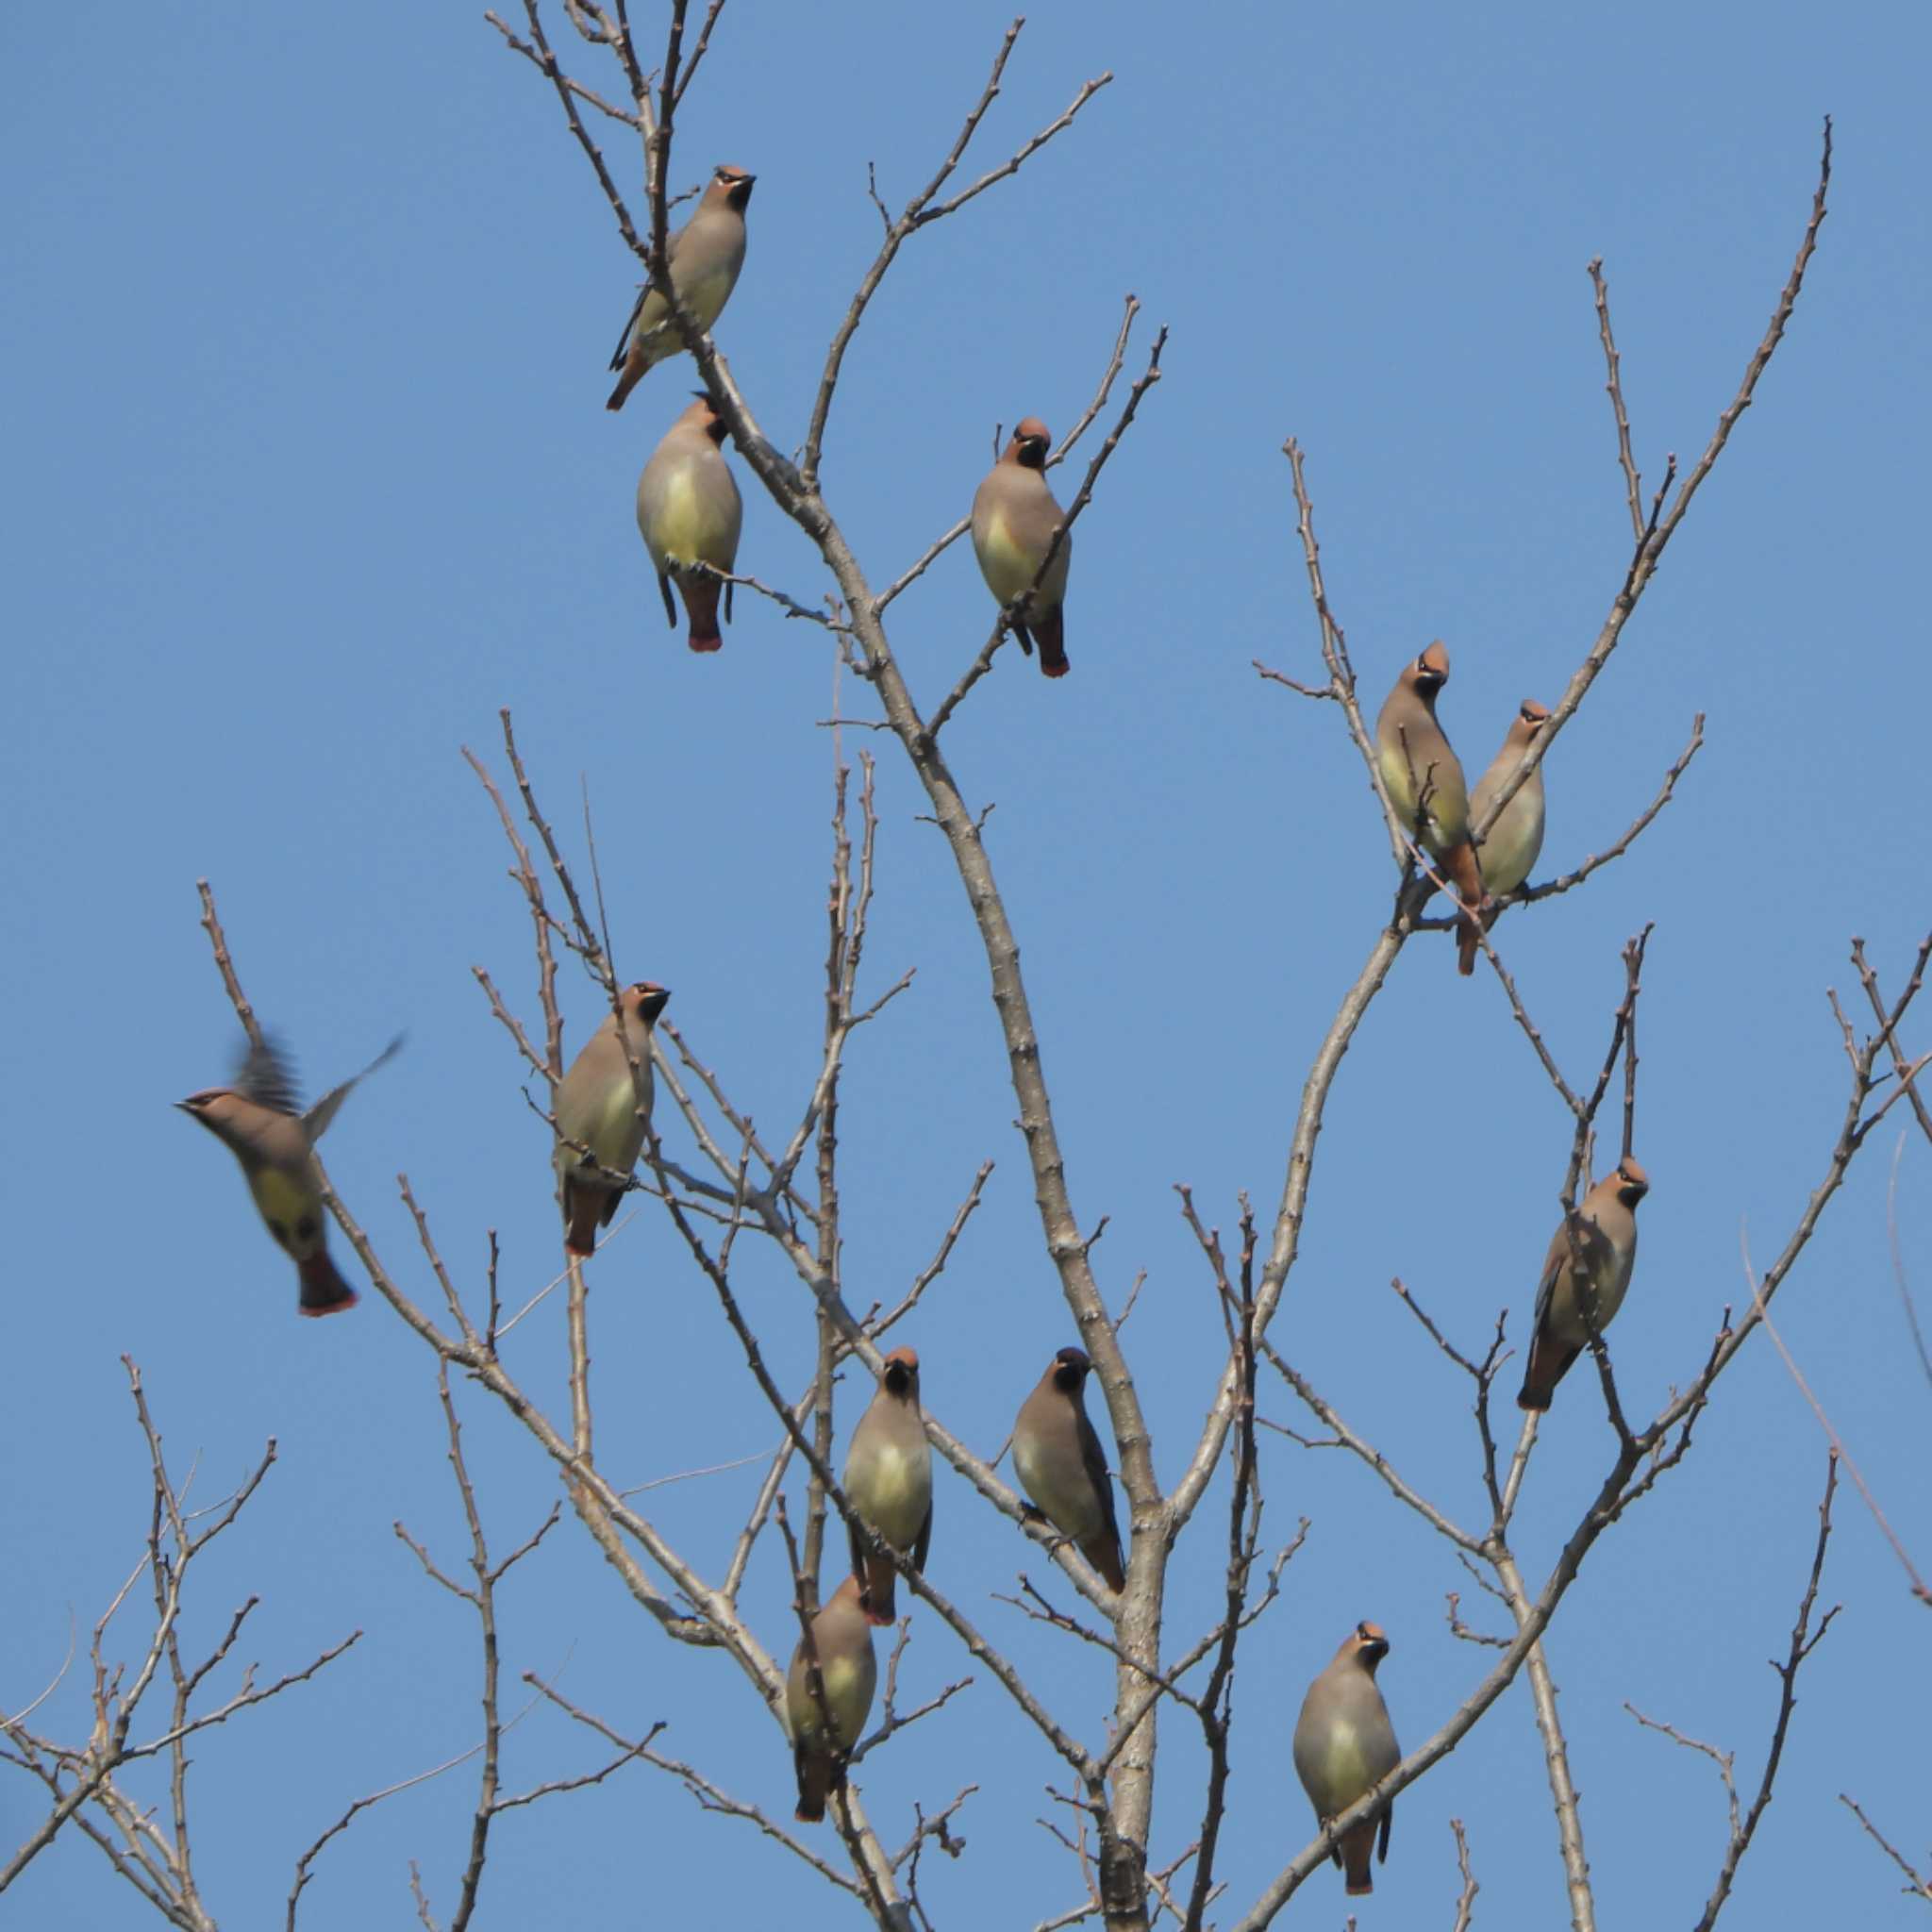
<box><xmin>1372</xmin><ymin>641</ymin><xmax>1654</xmax><ymax>1407</ymax></box>
<box><xmin>1375</xmin><ymin>641</ymin><xmax>1549</xmax><ymax>975</ymax></box>
<box><xmin>614</xmin><ymin>163</ymin><xmax>1075</xmax><ymax>674</ymax></box>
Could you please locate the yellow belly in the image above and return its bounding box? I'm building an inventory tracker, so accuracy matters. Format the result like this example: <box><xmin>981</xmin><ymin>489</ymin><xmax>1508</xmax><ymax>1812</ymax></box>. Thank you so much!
<box><xmin>644</xmin><ymin>469</ymin><xmax>738</xmax><ymax>575</ymax></box>
<box><xmin>248</xmin><ymin>1165</ymin><xmax>322</xmax><ymax>1258</ymax></box>
<box><xmin>975</xmin><ymin>511</ymin><xmax>1069</xmax><ymax>608</ymax></box>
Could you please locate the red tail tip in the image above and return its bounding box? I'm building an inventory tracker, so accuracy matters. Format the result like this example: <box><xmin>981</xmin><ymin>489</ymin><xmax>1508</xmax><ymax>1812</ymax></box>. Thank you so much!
<box><xmin>687</xmin><ymin>635</ymin><xmax>724</xmax><ymax>653</ymax></box>
<box><xmin>1041</xmin><ymin>660</ymin><xmax>1070</xmax><ymax>678</ymax></box>
<box><xmin>298</xmin><ymin>1288</ymin><xmax>358</xmax><ymax>1319</ymax></box>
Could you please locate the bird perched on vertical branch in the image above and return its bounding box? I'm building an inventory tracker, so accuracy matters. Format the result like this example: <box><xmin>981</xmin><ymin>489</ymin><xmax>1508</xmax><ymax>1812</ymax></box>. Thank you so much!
<box><xmin>1292</xmin><ymin>1621</ymin><xmax>1401</xmax><ymax>1896</ymax></box>
<box><xmin>972</xmin><ymin>417</ymin><xmax>1074</xmax><ymax>677</ymax></box>
<box><xmin>785</xmin><ymin>1574</ymin><xmax>878</xmax><ymax>1824</ymax></box>
<box><xmin>1011</xmin><ymin>1346</ymin><xmax>1125</xmax><ymax>1591</ymax></box>
<box><xmin>606</xmin><ymin>164</ymin><xmax>755</xmax><ymax>411</ymax></box>
<box><xmin>1518</xmin><ymin>1156</ymin><xmax>1649</xmax><ymax>1410</ymax></box>
<box><xmin>177</xmin><ymin>1031</ymin><xmax>402</xmax><ymax>1317</ymax></box>
<box><xmin>1471</xmin><ymin>697</ymin><xmax>1551</xmax><ymax>908</ymax></box>
<box><xmin>553</xmin><ymin>982</ymin><xmax>670</xmax><ymax>1258</ymax></box>
<box><xmin>842</xmin><ymin>1347</ymin><xmax>933</xmax><ymax>1625</ymax></box>
<box><xmin>637</xmin><ymin>395</ymin><xmax>743</xmax><ymax>652</ymax></box>
<box><xmin>1374</xmin><ymin>641</ymin><xmax>1486</xmax><ymax>973</ymax></box>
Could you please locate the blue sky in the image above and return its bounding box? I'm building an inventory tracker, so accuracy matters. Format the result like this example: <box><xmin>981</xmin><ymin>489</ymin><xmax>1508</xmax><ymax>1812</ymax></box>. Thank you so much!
<box><xmin>5</xmin><ymin>1</ymin><xmax>1928</xmax><ymax>1926</ymax></box>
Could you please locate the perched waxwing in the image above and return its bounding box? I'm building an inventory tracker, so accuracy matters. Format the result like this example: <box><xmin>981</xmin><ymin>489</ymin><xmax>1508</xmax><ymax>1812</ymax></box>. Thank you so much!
<box><xmin>553</xmin><ymin>983</ymin><xmax>670</xmax><ymax>1257</ymax></box>
<box><xmin>1011</xmin><ymin>1346</ymin><xmax>1125</xmax><ymax>1591</ymax></box>
<box><xmin>637</xmin><ymin>395</ymin><xmax>743</xmax><ymax>652</ymax></box>
<box><xmin>971</xmin><ymin>417</ymin><xmax>1073</xmax><ymax>677</ymax></box>
<box><xmin>1518</xmin><ymin>1156</ymin><xmax>1650</xmax><ymax>1411</ymax></box>
<box><xmin>177</xmin><ymin>1032</ymin><xmax>402</xmax><ymax>1317</ymax></box>
<box><xmin>1293</xmin><ymin>1622</ymin><xmax>1400</xmax><ymax>1895</ymax></box>
<box><xmin>786</xmin><ymin>1574</ymin><xmax>878</xmax><ymax>1824</ymax></box>
<box><xmin>842</xmin><ymin>1347</ymin><xmax>932</xmax><ymax>1625</ymax></box>
<box><xmin>1374</xmin><ymin>641</ymin><xmax>1485</xmax><ymax>974</ymax></box>
<box><xmin>606</xmin><ymin>164</ymin><xmax>755</xmax><ymax>410</ymax></box>
<box><xmin>1471</xmin><ymin>698</ymin><xmax>1551</xmax><ymax>903</ymax></box>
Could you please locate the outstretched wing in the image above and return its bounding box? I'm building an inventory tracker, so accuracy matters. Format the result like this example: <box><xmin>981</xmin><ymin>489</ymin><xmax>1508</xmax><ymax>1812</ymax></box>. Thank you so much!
<box><xmin>303</xmin><ymin>1032</ymin><xmax>406</xmax><ymax>1143</ymax></box>
<box><xmin>233</xmin><ymin>1033</ymin><xmax>301</xmax><ymax>1116</ymax></box>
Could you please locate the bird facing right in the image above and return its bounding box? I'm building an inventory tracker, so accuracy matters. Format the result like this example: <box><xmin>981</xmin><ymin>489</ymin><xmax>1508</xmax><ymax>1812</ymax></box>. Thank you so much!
<box><xmin>553</xmin><ymin>982</ymin><xmax>671</xmax><ymax>1257</ymax></box>
<box><xmin>606</xmin><ymin>163</ymin><xmax>755</xmax><ymax>410</ymax></box>
<box><xmin>971</xmin><ymin>417</ymin><xmax>1073</xmax><ymax>677</ymax></box>
<box><xmin>1374</xmin><ymin>641</ymin><xmax>1485</xmax><ymax>974</ymax></box>
<box><xmin>1518</xmin><ymin>1156</ymin><xmax>1650</xmax><ymax>1411</ymax></box>
<box><xmin>1292</xmin><ymin>1621</ymin><xmax>1401</xmax><ymax>1896</ymax></box>
<box><xmin>1471</xmin><ymin>697</ymin><xmax>1551</xmax><ymax>900</ymax></box>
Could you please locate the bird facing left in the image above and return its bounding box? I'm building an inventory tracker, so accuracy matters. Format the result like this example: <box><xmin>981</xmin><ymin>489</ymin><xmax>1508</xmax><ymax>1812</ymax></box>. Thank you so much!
<box><xmin>176</xmin><ymin>1031</ymin><xmax>403</xmax><ymax>1317</ymax></box>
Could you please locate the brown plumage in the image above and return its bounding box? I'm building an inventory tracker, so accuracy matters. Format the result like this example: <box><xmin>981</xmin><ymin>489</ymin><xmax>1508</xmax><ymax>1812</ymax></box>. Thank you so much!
<box><xmin>176</xmin><ymin>1033</ymin><xmax>401</xmax><ymax>1317</ymax></box>
<box><xmin>553</xmin><ymin>983</ymin><xmax>670</xmax><ymax>1257</ymax></box>
<box><xmin>971</xmin><ymin>418</ymin><xmax>1073</xmax><ymax>677</ymax></box>
<box><xmin>1374</xmin><ymin>641</ymin><xmax>1485</xmax><ymax>974</ymax></box>
<box><xmin>1519</xmin><ymin>1156</ymin><xmax>1650</xmax><ymax>1410</ymax></box>
<box><xmin>1010</xmin><ymin>1346</ymin><xmax>1125</xmax><ymax>1591</ymax></box>
<box><xmin>1292</xmin><ymin>1622</ymin><xmax>1400</xmax><ymax>1895</ymax></box>
<box><xmin>841</xmin><ymin>1347</ymin><xmax>933</xmax><ymax>1624</ymax></box>
<box><xmin>606</xmin><ymin>164</ymin><xmax>755</xmax><ymax>411</ymax></box>
<box><xmin>1470</xmin><ymin>699</ymin><xmax>1551</xmax><ymax>897</ymax></box>
<box><xmin>785</xmin><ymin>1575</ymin><xmax>877</xmax><ymax>1824</ymax></box>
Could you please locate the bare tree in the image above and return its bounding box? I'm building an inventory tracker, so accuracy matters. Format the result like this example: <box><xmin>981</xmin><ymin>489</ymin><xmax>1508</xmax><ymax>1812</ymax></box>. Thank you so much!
<box><xmin>8</xmin><ymin>8</ymin><xmax>1926</xmax><ymax>1932</ymax></box>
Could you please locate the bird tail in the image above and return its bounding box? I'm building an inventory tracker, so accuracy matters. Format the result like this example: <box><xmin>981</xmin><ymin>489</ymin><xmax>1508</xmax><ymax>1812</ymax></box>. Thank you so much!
<box><xmin>847</xmin><ymin>1520</ymin><xmax>897</xmax><ymax>1623</ymax></box>
<box><xmin>1517</xmin><ymin>1337</ymin><xmax>1574</xmax><ymax>1411</ymax></box>
<box><xmin>863</xmin><ymin>1551</ymin><xmax>898</xmax><ymax>1625</ymax></box>
<box><xmin>792</xmin><ymin>1745</ymin><xmax>832</xmax><ymax>1824</ymax></box>
<box><xmin>1443</xmin><ymin>841</ymin><xmax>1485</xmax><ymax>975</ymax></box>
<box><xmin>1082</xmin><ymin>1529</ymin><xmax>1126</xmax><ymax>1593</ymax></box>
<box><xmin>1341</xmin><ymin>1817</ymin><xmax>1378</xmax><ymax>1895</ymax></box>
<box><xmin>679</xmin><ymin>573</ymin><xmax>725</xmax><ymax>653</ymax></box>
<box><xmin>1035</xmin><ymin>609</ymin><xmax>1069</xmax><ymax>678</ymax></box>
<box><xmin>296</xmin><ymin>1250</ymin><xmax>358</xmax><ymax>1318</ymax></box>
<box><xmin>607</xmin><ymin>361</ymin><xmax>643</xmax><ymax>412</ymax></box>
<box><xmin>562</xmin><ymin>1177</ymin><xmax>604</xmax><ymax>1258</ymax></box>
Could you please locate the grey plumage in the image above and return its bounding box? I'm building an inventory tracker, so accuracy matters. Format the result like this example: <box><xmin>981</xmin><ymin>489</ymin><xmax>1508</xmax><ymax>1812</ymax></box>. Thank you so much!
<box><xmin>1292</xmin><ymin>1621</ymin><xmax>1400</xmax><ymax>1896</ymax></box>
